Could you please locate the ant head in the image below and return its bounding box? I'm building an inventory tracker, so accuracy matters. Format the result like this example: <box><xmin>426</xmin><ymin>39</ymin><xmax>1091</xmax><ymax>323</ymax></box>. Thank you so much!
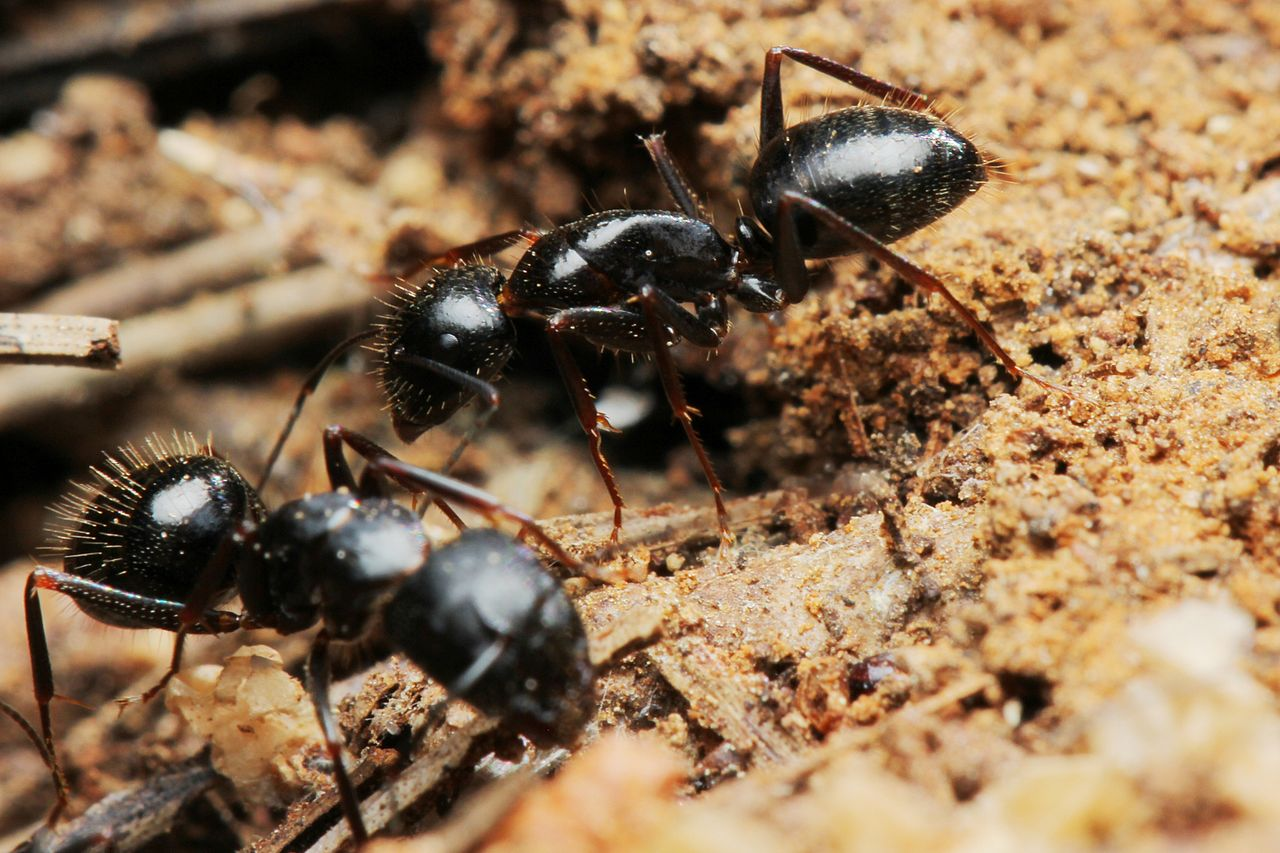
<box><xmin>255</xmin><ymin>492</ymin><xmax>427</xmax><ymax>639</ymax></box>
<box><xmin>48</xmin><ymin>435</ymin><xmax>264</xmax><ymax>627</ymax></box>
<box><xmin>383</xmin><ymin>528</ymin><xmax>594</xmax><ymax>737</ymax></box>
<box><xmin>375</xmin><ymin>265</ymin><xmax>516</xmax><ymax>443</ymax></box>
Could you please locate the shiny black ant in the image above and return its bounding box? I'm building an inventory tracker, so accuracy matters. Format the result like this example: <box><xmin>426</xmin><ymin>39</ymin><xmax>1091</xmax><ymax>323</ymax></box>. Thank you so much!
<box><xmin>257</xmin><ymin>46</ymin><xmax>1075</xmax><ymax>553</ymax></box>
<box><xmin>24</xmin><ymin>429</ymin><xmax>594</xmax><ymax>844</ymax></box>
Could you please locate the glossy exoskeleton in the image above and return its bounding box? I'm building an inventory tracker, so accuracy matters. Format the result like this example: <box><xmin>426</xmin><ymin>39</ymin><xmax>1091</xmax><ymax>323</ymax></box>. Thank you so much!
<box><xmin>24</xmin><ymin>430</ymin><xmax>593</xmax><ymax>844</ymax></box>
<box><xmin>258</xmin><ymin>47</ymin><xmax>1073</xmax><ymax>552</ymax></box>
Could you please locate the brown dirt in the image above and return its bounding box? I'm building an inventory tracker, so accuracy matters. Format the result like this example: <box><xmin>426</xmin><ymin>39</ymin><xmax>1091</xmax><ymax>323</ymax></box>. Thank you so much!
<box><xmin>1</xmin><ymin>0</ymin><xmax>1279</xmax><ymax>850</ymax></box>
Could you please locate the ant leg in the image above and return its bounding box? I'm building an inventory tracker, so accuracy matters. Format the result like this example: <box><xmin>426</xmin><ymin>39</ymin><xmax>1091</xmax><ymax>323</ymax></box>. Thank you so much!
<box><xmin>321</xmin><ymin>424</ymin><xmax>466</xmax><ymax>529</ymax></box>
<box><xmin>23</xmin><ymin>565</ymin><xmax>240</xmax><ymax>824</ymax></box>
<box><xmin>394</xmin><ymin>228</ymin><xmax>542</xmax><ymax>284</ymax></box>
<box><xmin>119</xmin><ymin>532</ymin><xmax>244</xmax><ymax>709</ymax></box>
<box><xmin>0</xmin><ymin>698</ymin><xmax>53</xmax><ymax>770</ymax></box>
<box><xmin>628</xmin><ymin>286</ymin><xmax>727</xmax><ymax>348</ymax></box>
<box><xmin>761</xmin><ymin>46</ymin><xmax>931</xmax><ymax>145</ymax></box>
<box><xmin>545</xmin><ymin>302</ymin><xmax>724</xmax><ymax>352</ymax></box>
<box><xmin>388</xmin><ymin>352</ymin><xmax>502</xmax><ymax>474</ymax></box>
<box><xmin>26</xmin><ymin>570</ymin><xmax>241</xmax><ymax>635</ymax></box>
<box><xmin>543</xmin><ymin>329</ymin><xmax>626</xmax><ymax>542</ymax></box>
<box><xmin>0</xmin><ymin>698</ymin><xmax>70</xmax><ymax>828</ymax></box>
<box><xmin>327</xmin><ymin>426</ymin><xmax>582</xmax><ymax>569</ymax></box>
<box><xmin>634</xmin><ymin>285</ymin><xmax>734</xmax><ymax>552</ymax></box>
<box><xmin>544</xmin><ymin>301</ymin><xmax>733</xmax><ymax>534</ymax></box>
<box><xmin>772</xmin><ymin>188</ymin><xmax>812</xmax><ymax>305</ymax></box>
<box><xmin>306</xmin><ymin>629</ymin><xmax>368</xmax><ymax>845</ymax></box>
<box><xmin>642</xmin><ymin>134</ymin><xmax>710</xmax><ymax>222</ymax></box>
<box><xmin>777</xmin><ymin>190</ymin><xmax>1082</xmax><ymax>400</ymax></box>
<box><xmin>257</xmin><ymin>328</ymin><xmax>380</xmax><ymax>493</ymax></box>
<box><xmin>23</xmin><ymin>572</ymin><xmax>68</xmax><ymax>825</ymax></box>
<box><xmin>323</xmin><ymin>423</ymin><xmax>363</xmax><ymax>492</ymax></box>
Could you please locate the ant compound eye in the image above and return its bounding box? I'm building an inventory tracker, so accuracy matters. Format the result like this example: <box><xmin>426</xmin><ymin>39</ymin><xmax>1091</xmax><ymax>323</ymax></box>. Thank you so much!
<box><xmin>435</xmin><ymin>330</ymin><xmax>465</xmax><ymax>361</ymax></box>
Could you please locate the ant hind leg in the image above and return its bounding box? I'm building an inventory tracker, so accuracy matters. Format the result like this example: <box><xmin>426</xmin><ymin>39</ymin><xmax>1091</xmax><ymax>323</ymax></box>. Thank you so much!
<box><xmin>760</xmin><ymin>46</ymin><xmax>932</xmax><ymax>146</ymax></box>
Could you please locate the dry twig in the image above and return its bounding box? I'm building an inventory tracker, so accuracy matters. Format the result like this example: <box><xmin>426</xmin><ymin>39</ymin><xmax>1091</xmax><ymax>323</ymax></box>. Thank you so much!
<box><xmin>0</xmin><ymin>313</ymin><xmax>120</xmax><ymax>368</ymax></box>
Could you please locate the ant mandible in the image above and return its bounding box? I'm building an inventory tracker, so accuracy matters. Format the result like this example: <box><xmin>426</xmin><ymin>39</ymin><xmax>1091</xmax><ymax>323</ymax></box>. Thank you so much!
<box><xmin>257</xmin><ymin>46</ymin><xmax>1074</xmax><ymax>553</ymax></box>
<box><xmin>24</xmin><ymin>429</ymin><xmax>594</xmax><ymax>845</ymax></box>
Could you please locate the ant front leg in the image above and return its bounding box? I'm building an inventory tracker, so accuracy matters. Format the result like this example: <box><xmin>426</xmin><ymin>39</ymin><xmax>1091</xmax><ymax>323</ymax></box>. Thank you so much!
<box><xmin>634</xmin><ymin>286</ymin><xmax>735</xmax><ymax>553</ymax></box>
<box><xmin>760</xmin><ymin>47</ymin><xmax>932</xmax><ymax>146</ymax></box>
<box><xmin>544</xmin><ymin>298</ymin><xmax>731</xmax><ymax>547</ymax></box>
<box><xmin>385</xmin><ymin>350</ymin><xmax>503</xmax><ymax>475</ymax></box>
<box><xmin>23</xmin><ymin>572</ymin><xmax>68</xmax><ymax>825</ymax></box>
<box><xmin>23</xmin><ymin>568</ymin><xmax>242</xmax><ymax>824</ymax></box>
<box><xmin>306</xmin><ymin>629</ymin><xmax>368</xmax><ymax>846</ymax></box>
<box><xmin>119</xmin><ymin>531</ymin><xmax>249</xmax><ymax>709</ymax></box>
<box><xmin>776</xmin><ymin>190</ymin><xmax>1082</xmax><ymax>400</ymax></box>
<box><xmin>327</xmin><ymin>425</ymin><xmax>582</xmax><ymax>570</ymax></box>
<box><xmin>0</xmin><ymin>697</ymin><xmax>66</xmax><ymax>825</ymax></box>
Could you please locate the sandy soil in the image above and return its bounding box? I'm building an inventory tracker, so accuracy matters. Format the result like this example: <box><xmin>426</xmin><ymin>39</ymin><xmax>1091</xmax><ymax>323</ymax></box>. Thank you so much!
<box><xmin>0</xmin><ymin>0</ymin><xmax>1278</xmax><ymax>850</ymax></box>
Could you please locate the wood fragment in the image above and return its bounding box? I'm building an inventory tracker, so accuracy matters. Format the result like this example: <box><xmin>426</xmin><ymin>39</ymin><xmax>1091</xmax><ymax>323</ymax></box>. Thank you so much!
<box><xmin>0</xmin><ymin>313</ymin><xmax>120</xmax><ymax>368</ymax></box>
<box><xmin>646</xmin><ymin>635</ymin><xmax>807</xmax><ymax>764</ymax></box>
<box><xmin>293</xmin><ymin>718</ymin><xmax>498</xmax><ymax>853</ymax></box>
<box><xmin>11</xmin><ymin>756</ymin><xmax>217</xmax><ymax>853</ymax></box>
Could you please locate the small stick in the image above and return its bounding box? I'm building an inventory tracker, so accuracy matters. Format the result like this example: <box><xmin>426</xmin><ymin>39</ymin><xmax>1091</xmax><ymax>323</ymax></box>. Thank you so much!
<box><xmin>0</xmin><ymin>313</ymin><xmax>120</xmax><ymax>369</ymax></box>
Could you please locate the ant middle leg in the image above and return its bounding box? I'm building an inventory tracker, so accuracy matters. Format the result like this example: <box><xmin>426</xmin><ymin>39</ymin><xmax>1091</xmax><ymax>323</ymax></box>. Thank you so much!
<box><xmin>760</xmin><ymin>47</ymin><xmax>932</xmax><ymax>146</ymax></box>
<box><xmin>643</xmin><ymin>134</ymin><xmax>710</xmax><ymax>222</ymax></box>
<box><xmin>321</xmin><ymin>424</ymin><xmax>466</xmax><ymax>528</ymax></box>
<box><xmin>305</xmin><ymin>629</ymin><xmax>368</xmax><ymax>845</ymax></box>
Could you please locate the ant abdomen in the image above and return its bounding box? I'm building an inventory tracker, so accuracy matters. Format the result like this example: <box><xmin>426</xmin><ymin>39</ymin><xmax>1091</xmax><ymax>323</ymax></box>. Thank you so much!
<box><xmin>375</xmin><ymin>265</ymin><xmax>515</xmax><ymax>443</ymax></box>
<box><xmin>49</xmin><ymin>437</ymin><xmax>264</xmax><ymax>629</ymax></box>
<box><xmin>383</xmin><ymin>528</ymin><xmax>593</xmax><ymax>739</ymax></box>
<box><xmin>750</xmin><ymin>107</ymin><xmax>988</xmax><ymax>257</ymax></box>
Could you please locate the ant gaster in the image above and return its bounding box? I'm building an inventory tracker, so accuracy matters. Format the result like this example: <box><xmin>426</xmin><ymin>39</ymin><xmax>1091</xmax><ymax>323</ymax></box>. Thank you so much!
<box><xmin>25</xmin><ymin>430</ymin><xmax>593</xmax><ymax>844</ymax></box>
<box><xmin>258</xmin><ymin>47</ymin><xmax>1075</xmax><ymax>552</ymax></box>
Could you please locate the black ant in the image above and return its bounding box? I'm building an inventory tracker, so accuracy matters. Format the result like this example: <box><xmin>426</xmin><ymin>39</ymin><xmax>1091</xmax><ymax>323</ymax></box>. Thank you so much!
<box><xmin>23</xmin><ymin>429</ymin><xmax>594</xmax><ymax>845</ymax></box>
<box><xmin>257</xmin><ymin>46</ymin><xmax>1075</xmax><ymax>553</ymax></box>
